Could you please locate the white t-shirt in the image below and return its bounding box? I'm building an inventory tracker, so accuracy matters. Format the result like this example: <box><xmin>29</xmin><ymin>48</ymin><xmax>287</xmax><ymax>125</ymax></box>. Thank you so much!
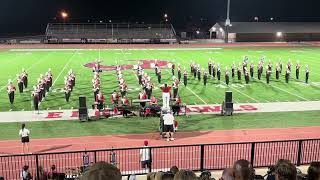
<box><xmin>163</xmin><ymin>114</ymin><xmax>174</xmax><ymax>125</ymax></box>
<box><xmin>19</xmin><ymin>128</ymin><xmax>30</xmax><ymax>138</ymax></box>
<box><xmin>140</xmin><ymin>146</ymin><xmax>150</xmax><ymax>161</ymax></box>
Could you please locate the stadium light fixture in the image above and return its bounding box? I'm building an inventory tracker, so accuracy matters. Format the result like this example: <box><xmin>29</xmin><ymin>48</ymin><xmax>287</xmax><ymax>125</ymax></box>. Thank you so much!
<box><xmin>196</xmin><ymin>30</ymin><xmax>200</xmax><ymax>34</ymax></box>
<box><xmin>164</xmin><ymin>13</ymin><xmax>168</xmax><ymax>18</ymax></box>
<box><xmin>61</xmin><ymin>11</ymin><xmax>68</xmax><ymax>19</ymax></box>
<box><xmin>276</xmin><ymin>32</ymin><xmax>282</xmax><ymax>37</ymax></box>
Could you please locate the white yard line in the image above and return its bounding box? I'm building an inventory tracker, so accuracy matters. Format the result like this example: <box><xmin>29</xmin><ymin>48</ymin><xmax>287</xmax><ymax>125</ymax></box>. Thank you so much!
<box><xmin>186</xmin><ymin>87</ymin><xmax>208</xmax><ymax>104</ymax></box>
<box><xmin>52</xmin><ymin>52</ymin><xmax>77</xmax><ymax>87</ymax></box>
<box><xmin>0</xmin><ymin>52</ymin><xmax>51</xmax><ymax>91</ymax></box>
<box><xmin>257</xmin><ymin>79</ymin><xmax>309</xmax><ymax>101</ymax></box>
<box><xmin>222</xmin><ymin>82</ymin><xmax>259</xmax><ymax>103</ymax></box>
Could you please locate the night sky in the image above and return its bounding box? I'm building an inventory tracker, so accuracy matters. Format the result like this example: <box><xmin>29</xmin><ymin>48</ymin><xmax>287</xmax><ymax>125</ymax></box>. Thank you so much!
<box><xmin>0</xmin><ymin>0</ymin><xmax>319</xmax><ymax>35</ymax></box>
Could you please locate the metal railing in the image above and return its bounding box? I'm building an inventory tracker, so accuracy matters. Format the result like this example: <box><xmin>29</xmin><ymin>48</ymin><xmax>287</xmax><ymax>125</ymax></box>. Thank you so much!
<box><xmin>0</xmin><ymin>139</ymin><xmax>319</xmax><ymax>179</ymax></box>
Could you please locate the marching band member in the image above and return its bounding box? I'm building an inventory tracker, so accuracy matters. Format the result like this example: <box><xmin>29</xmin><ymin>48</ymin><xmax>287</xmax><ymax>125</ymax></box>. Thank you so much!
<box><xmin>17</xmin><ymin>74</ymin><xmax>24</xmax><ymax>93</ymax></box>
<box><xmin>279</xmin><ymin>59</ymin><xmax>283</xmax><ymax>74</ymax></box>
<box><xmin>257</xmin><ymin>63</ymin><xmax>262</xmax><ymax>80</ymax></box>
<box><xmin>245</xmin><ymin>70</ymin><xmax>250</xmax><ymax>84</ymax></box>
<box><xmin>285</xmin><ymin>67</ymin><xmax>290</xmax><ymax>83</ymax></box>
<box><xmin>197</xmin><ymin>66</ymin><xmax>201</xmax><ymax>81</ymax></box>
<box><xmin>203</xmin><ymin>70</ymin><xmax>208</xmax><ymax>86</ymax></box>
<box><xmin>172</xmin><ymin>96</ymin><xmax>182</xmax><ymax>116</ymax></box>
<box><xmin>47</xmin><ymin>68</ymin><xmax>53</xmax><ymax>88</ymax></box>
<box><xmin>237</xmin><ymin>65</ymin><xmax>242</xmax><ymax>81</ymax></box>
<box><xmin>154</xmin><ymin>62</ymin><xmax>159</xmax><ymax>75</ymax></box>
<box><xmin>32</xmin><ymin>86</ymin><xmax>39</xmax><ymax>111</ymax></box>
<box><xmin>193</xmin><ymin>63</ymin><xmax>197</xmax><ymax>78</ymax></box>
<box><xmin>276</xmin><ymin>64</ymin><xmax>280</xmax><ymax>80</ymax></box>
<box><xmin>250</xmin><ymin>62</ymin><xmax>254</xmax><ymax>78</ymax></box>
<box><xmin>64</xmin><ymin>81</ymin><xmax>72</xmax><ymax>102</ymax></box>
<box><xmin>171</xmin><ymin>63</ymin><xmax>175</xmax><ymax>76</ymax></box>
<box><xmin>111</xmin><ymin>90</ymin><xmax>120</xmax><ymax>106</ymax></box>
<box><xmin>266</xmin><ymin>69</ymin><xmax>271</xmax><ymax>84</ymax></box>
<box><xmin>138</xmin><ymin>90</ymin><xmax>147</xmax><ymax>108</ymax></box>
<box><xmin>160</xmin><ymin>84</ymin><xmax>171</xmax><ymax>110</ymax></box>
<box><xmin>7</xmin><ymin>79</ymin><xmax>16</xmax><ymax>104</ymax></box>
<box><xmin>172</xmin><ymin>78</ymin><xmax>179</xmax><ymax>99</ymax></box>
<box><xmin>212</xmin><ymin>62</ymin><xmax>216</xmax><ymax>79</ymax></box>
<box><xmin>217</xmin><ymin>64</ymin><xmax>221</xmax><ymax>81</ymax></box>
<box><xmin>157</xmin><ymin>69</ymin><xmax>162</xmax><ymax>83</ymax></box>
<box><xmin>177</xmin><ymin>65</ymin><xmax>182</xmax><ymax>81</ymax></box>
<box><xmin>119</xmin><ymin>82</ymin><xmax>128</xmax><ymax>98</ymax></box>
<box><xmin>96</xmin><ymin>91</ymin><xmax>105</xmax><ymax>110</ymax></box>
<box><xmin>137</xmin><ymin>69</ymin><xmax>143</xmax><ymax>85</ymax></box>
<box><xmin>287</xmin><ymin>59</ymin><xmax>292</xmax><ymax>72</ymax></box>
<box><xmin>121</xmin><ymin>96</ymin><xmax>130</xmax><ymax>117</ymax></box>
<box><xmin>305</xmin><ymin>65</ymin><xmax>310</xmax><ymax>84</ymax></box>
<box><xmin>296</xmin><ymin>62</ymin><xmax>300</xmax><ymax>80</ymax></box>
<box><xmin>231</xmin><ymin>62</ymin><xmax>236</xmax><ymax>78</ymax></box>
<box><xmin>145</xmin><ymin>82</ymin><xmax>153</xmax><ymax>99</ymax></box>
<box><xmin>208</xmin><ymin>60</ymin><xmax>213</xmax><ymax>76</ymax></box>
<box><xmin>21</xmin><ymin>68</ymin><xmax>28</xmax><ymax>88</ymax></box>
<box><xmin>92</xmin><ymin>82</ymin><xmax>100</xmax><ymax>102</ymax></box>
<box><xmin>225</xmin><ymin>68</ymin><xmax>230</xmax><ymax>85</ymax></box>
<box><xmin>183</xmin><ymin>69</ymin><xmax>188</xmax><ymax>87</ymax></box>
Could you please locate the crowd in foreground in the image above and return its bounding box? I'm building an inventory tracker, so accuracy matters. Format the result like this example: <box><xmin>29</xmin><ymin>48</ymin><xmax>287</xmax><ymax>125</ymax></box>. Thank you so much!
<box><xmin>18</xmin><ymin>159</ymin><xmax>320</xmax><ymax>180</ymax></box>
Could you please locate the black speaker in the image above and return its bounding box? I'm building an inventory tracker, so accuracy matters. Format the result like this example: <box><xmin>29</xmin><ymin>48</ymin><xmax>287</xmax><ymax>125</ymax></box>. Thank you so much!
<box><xmin>79</xmin><ymin>96</ymin><xmax>87</xmax><ymax>108</ymax></box>
<box><xmin>79</xmin><ymin>107</ymin><xmax>88</xmax><ymax>121</ymax></box>
<box><xmin>225</xmin><ymin>91</ymin><xmax>232</xmax><ymax>103</ymax></box>
<box><xmin>225</xmin><ymin>102</ymin><xmax>233</xmax><ymax>109</ymax></box>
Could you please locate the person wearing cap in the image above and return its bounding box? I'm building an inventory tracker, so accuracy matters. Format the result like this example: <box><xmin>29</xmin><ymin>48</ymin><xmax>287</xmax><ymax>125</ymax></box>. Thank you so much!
<box><xmin>140</xmin><ymin>140</ymin><xmax>151</xmax><ymax>169</ymax></box>
<box><xmin>163</xmin><ymin>111</ymin><xmax>175</xmax><ymax>141</ymax></box>
<box><xmin>7</xmin><ymin>80</ymin><xmax>16</xmax><ymax>104</ymax></box>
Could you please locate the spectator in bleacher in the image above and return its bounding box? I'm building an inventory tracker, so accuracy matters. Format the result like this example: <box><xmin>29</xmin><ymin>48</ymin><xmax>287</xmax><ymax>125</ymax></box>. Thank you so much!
<box><xmin>19</xmin><ymin>123</ymin><xmax>30</xmax><ymax>154</ymax></box>
<box><xmin>21</xmin><ymin>165</ymin><xmax>32</xmax><ymax>180</ymax></box>
<box><xmin>275</xmin><ymin>159</ymin><xmax>297</xmax><ymax>180</ymax></box>
<box><xmin>38</xmin><ymin>166</ymin><xmax>48</xmax><ymax>180</ymax></box>
<box><xmin>47</xmin><ymin>164</ymin><xmax>58</xmax><ymax>180</ymax></box>
<box><xmin>173</xmin><ymin>169</ymin><xmax>197</xmax><ymax>180</ymax></box>
<box><xmin>80</xmin><ymin>162</ymin><xmax>121</xmax><ymax>180</ymax></box>
<box><xmin>307</xmin><ymin>162</ymin><xmax>320</xmax><ymax>180</ymax></box>
<box><xmin>140</xmin><ymin>140</ymin><xmax>151</xmax><ymax>169</ymax></box>
<box><xmin>219</xmin><ymin>168</ymin><xmax>234</xmax><ymax>180</ymax></box>
<box><xmin>170</xmin><ymin>166</ymin><xmax>179</xmax><ymax>175</ymax></box>
<box><xmin>233</xmin><ymin>159</ymin><xmax>254</xmax><ymax>180</ymax></box>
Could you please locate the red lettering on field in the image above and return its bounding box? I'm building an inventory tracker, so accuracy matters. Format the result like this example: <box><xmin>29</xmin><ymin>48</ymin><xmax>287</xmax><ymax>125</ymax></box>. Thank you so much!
<box><xmin>186</xmin><ymin>106</ymin><xmax>221</xmax><ymax>113</ymax></box>
<box><xmin>46</xmin><ymin>112</ymin><xmax>63</xmax><ymax>118</ymax></box>
<box><xmin>70</xmin><ymin>111</ymin><xmax>79</xmax><ymax>118</ymax></box>
<box><xmin>240</xmin><ymin>105</ymin><xmax>258</xmax><ymax>111</ymax></box>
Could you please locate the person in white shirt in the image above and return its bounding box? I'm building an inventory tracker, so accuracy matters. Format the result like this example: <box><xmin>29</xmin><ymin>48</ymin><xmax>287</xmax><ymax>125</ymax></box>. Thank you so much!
<box><xmin>163</xmin><ymin>111</ymin><xmax>175</xmax><ymax>141</ymax></box>
<box><xmin>19</xmin><ymin>123</ymin><xmax>30</xmax><ymax>154</ymax></box>
<box><xmin>139</xmin><ymin>140</ymin><xmax>151</xmax><ymax>169</ymax></box>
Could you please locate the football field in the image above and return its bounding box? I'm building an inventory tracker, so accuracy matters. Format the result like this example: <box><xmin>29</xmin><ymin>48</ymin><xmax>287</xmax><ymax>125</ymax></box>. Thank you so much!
<box><xmin>0</xmin><ymin>46</ymin><xmax>320</xmax><ymax>112</ymax></box>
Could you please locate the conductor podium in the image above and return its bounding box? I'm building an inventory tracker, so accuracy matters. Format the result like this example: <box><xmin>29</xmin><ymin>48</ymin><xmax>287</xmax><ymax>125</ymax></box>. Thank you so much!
<box><xmin>79</xmin><ymin>96</ymin><xmax>89</xmax><ymax>121</ymax></box>
<box><xmin>222</xmin><ymin>91</ymin><xmax>233</xmax><ymax>116</ymax></box>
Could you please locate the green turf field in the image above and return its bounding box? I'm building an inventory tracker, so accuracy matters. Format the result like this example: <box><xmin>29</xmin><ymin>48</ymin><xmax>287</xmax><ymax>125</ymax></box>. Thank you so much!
<box><xmin>0</xmin><ymin>46</ymin><xmax>320</xmax><ymax>111</ymax></box>
<box><xmin>1</xmin><ymin>110</ymin><xmax>320</xmax><ymax>140</ymax></box>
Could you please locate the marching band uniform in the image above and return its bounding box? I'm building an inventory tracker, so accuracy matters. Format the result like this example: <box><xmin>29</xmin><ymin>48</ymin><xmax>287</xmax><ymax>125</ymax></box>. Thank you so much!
<box><xmin>257</xmin><ymin>64</ymin><xmax>262</xmax><ymax>80</ymax></box>
<box><xmin>193</xmin><ymin>65</ymin><xmax>197</xmax><ymax>78</ymax></box>
<box><xmin>250</xmin><ymin>63</ymin><xmax>254</xmax><ymax>78</ymax></box>
<box><xmin>279</xmin><ymin>60</ymin><xmax>283</xmax><ymax>74</ymax></box>
<box><xmin>160</xmin><ymin>85</ymin><xmax>171</xmax><ymax>110</ymax></box>
<box><xmin>197</xmin><ymin>68</ymin><xmax>201</xmax><ymax>81</ymax></box>
<box><xmin>208</xmin><ymin>61</ymin><xmax>212</xmax><ymax>75</ymax></box>
<box><xmin>32</xmin><ymin>87</ymin><xmax>39</xmax><ymax>111</ymax></box>
<box><xmin>157</xmin><ymin>70</ymin><xmax>162</xmax><ymax>83</ymax></box>
<box><xmin>22</xmin><ymin>69</ymin><xmax>28</xmax><ymax>88</ymax></box>
<box><xmin>212</xmin><ymin>63</ymin><xmax>216</xmax><ymax>78</ymax></box>
<box><xmin>120</xmin><ymin>83</ymin><xmax>128</xmax><ymax>98</ymax></box>
<box><xmin>138</xmin><ymin>70</ymin><xmax>143</xmax><ymax>85</ymax></box>
<box><xmin>96</xmin><ymin>92</ymin><xmax>105</xmax><ymax>110</ymax></box>
<box><xmin>245</xmin><ymin>71</ymin><xmax>250</xmax><ymax>84</ymax></box>
<box><xmin>93</xmin><ymin>84</ymin><xmax>100</xmax><ymax>102</ymax></box>
<box><xmin>217</xmin><ymin>66</ymin><xmax>221</xmax><ymax>81</ymax></box>
<box><xmin>122</xmin><ymin>97</ymin><xmax>130</xmax><ymax>117</ymax></box>
<box><xmin>203</xmin><ymin>71</ymin><xmax>208</xmax><ymax>86</ymax></box>
<box><xmin>237</xmin><ymin>67</ymin><xmax>242</xmax><ymax>80</ymax></box>
<box><xmin>154</xmin><ymin>63</ymin><xmax>159</xmax><ymax>75</ymax></box>
<box><xmin>171</xmin><ymin>64</ymin><xmax>175</xmax><ymax>76</ymax></box>
<box><xmin>177</xmin><ymin>66</ymin><xmax>182</xmax><ymax>81</ymax></box>
<box><xmin>138</xmin><ymin>91</ymin><xmax>147</xmax><ymax>108</ymax></box>
<box><xmin>64</xmin><ymin>84</ymin><xmax>71</xmax><ymax>102</ymax></box>
<box><xmin>172</xmin><ymin>97</ymin><xmax>182</xmax><ymax>116</ymax></box>
<box><xmin>145</xmin><ymin>82</ymin><xmax>153</xmax><ymax>99</ymax></box>
<box><xmin>48</xmin><ymin>69</ymin><xmax>53</xmax><ymax>88</ymax></box>
<box><xmin>266</xmin><ymin>70</ymin><xmax>271</xmax><ymax>84</ymax></box>
<box><xmin>287</xmin><ymin>61</ymin><xmax>291</xmax><ymax>72</ymax></box>
<box><xmin>296</xmin><ymin>63</ymin><xmax>300</xmax><ymax>80</ymax></box>
<box><xmin>7</xmin><ymin>81</ymin><xmax>16</xmax><ymax>104</ymax></box>
<box><xmin>231</xmin><ymin>63</ymin><xmax>235</xmax><ymax>78</ymax></box>
<box><xmin>172</xmin><ymin>80</ymin><xmax>179</xmax><ymax>98</ymax></box>
<box><xmin>17</xmin><ymin>75</ymin><xmax>24</xmax><ymax>93</ymax></box>
<box><xmin>305</xmin><ymin>66</ymin><xmax>310</xmax><ymax>84</ymax></box>
<box><xmin>285</xmin><ymin>68</ymin><xmax>290</xmax><ymax>83</ymax></box>
<box><xmin>225</xmin><ymin>70</ymin><xmax>230</xmax><ymax>85</ymax></box>
<box><xmin>111</xmin><ymin>91</ymin><xmax>119</xmax><ymax>105</ymax></box>
<box><xmin>276</xmin><ymin>65</ymin><xmax>280</xmax><ymax>80</ymax></box>
<box><xmin>183</xmin><ymin>70</ymin><xmax>188</xmax><ymax>87</ymax></box>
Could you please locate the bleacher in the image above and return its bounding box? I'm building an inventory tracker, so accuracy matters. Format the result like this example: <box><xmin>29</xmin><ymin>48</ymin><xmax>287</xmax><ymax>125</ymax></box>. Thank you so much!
<box><xmin>45</xmin><ymin>23</ymin><xmax>177</xmax><ymax>44</ymax></box>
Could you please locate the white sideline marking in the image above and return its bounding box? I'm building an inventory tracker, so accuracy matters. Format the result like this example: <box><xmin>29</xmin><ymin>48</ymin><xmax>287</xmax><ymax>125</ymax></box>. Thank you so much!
<box><xmin>52</xmin><ymin>52</ymin><xmax>77</xmax><ymax>87</ymax></box>
<box><xmin>186</xmin><ymin>87</ymin><xmax>208</xmax><ymax>104</ymax></box>
<box><xmin>257</xmin><ymin>79</ymin><xmax>309</xmax><ymax>101</ymax></box>
<box><xmin>222</xmin><ymin>82</ymin><xmax>259</xmax><ymax>103</ymax></box>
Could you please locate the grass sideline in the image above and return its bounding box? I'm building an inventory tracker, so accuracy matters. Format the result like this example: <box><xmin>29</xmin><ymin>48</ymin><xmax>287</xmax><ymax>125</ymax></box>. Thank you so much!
<box><xmin>0</xmin><ymin>46</ymin><xmax>320</xmax><ymax>111</ymax></box>
<box><xmin>1</xmin><ymin>110</ymin><xmax>320</xmax><ymax>141</ymax></box>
